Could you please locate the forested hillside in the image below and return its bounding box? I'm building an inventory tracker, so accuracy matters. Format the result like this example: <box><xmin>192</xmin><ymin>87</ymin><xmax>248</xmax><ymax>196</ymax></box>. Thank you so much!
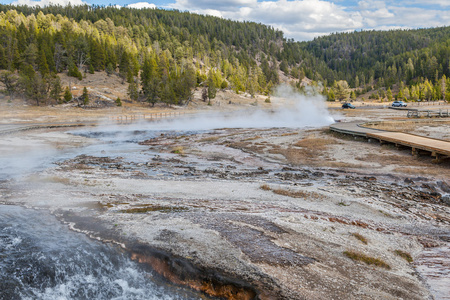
<box><xmin>0</xmin><ymin>4</ymin><xmax>449</xmax><ymax>106</ymax></box>
<box><xmin>301</xmin><ymin>28</ymin><xmax>450</xmax><ymax>101</ymax></box>
<box><xmin>0</xmin><ymin>4</ymin><xmax>286</xmax><ymax>105</ymax></box>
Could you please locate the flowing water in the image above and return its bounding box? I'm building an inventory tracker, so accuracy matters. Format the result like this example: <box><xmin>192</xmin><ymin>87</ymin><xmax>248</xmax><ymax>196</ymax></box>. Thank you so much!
<box><xmin>415</xmin><ymin>245</ymin><xmax>450</xmax><ymax>300</ymax></box>
<box><xmin>0</xmin><ymin>205</ymin><xmax>206</xmax><ymax>300</ymax></box>
<box><xmin>0</xmin><ymin>125</ymin><xmax>212</xmax><ymax>300</ymax></box>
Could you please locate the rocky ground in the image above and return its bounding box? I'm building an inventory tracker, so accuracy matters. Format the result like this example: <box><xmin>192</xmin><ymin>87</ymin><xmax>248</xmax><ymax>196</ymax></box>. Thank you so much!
<box><xmin>1</xmin><ymin>104</ymin><xmax>449</xmax><ymax>299</ymax></box>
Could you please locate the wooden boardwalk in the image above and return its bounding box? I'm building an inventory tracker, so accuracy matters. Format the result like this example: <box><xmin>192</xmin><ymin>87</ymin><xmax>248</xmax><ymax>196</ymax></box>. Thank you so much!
<box><xmin>330</xmin><ymin>122</ymin><xmax>450</xmax><ymax>162</ymax></box>
<box><xmin>367</xmin><ymin>132</ymin><xmax>450</xmax><ymax>161</ymax></box>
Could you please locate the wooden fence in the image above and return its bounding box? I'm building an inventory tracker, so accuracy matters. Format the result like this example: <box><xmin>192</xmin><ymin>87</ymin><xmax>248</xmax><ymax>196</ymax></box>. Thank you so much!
<box><xmin>109</xmin><ymin>111</ymin><xmax>185</xmax><ymax>123</ymax></box>
<box><xmin>407</xmin><ymin>109</ymin><xmax>450</xmax><ymax>118</ymax></box>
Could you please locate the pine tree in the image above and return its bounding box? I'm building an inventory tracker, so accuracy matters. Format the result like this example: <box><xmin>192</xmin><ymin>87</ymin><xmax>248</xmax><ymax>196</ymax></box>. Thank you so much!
<box><xmin>127</xmin><ymin>75</ymin><xmax>139</xmax><ymax>101</ymax></box>
<box><xmin>38</xmin><ymin>49</ymin><xmax>50</xmax><ymax>77</ymax></box>
<box><xmin>68</xmin><ymin>63</ymin><xmax>82</xmax><ymax>80</ymax></box>
<box><xmin>279</xmin><ymin>60</ymin><xmax>288</xmax><ymax>74</ymax></box>
<box><xmin>119</xmin><ymin>51</ymin><xmax>130</xmax><ymax>83</ymax></box>
<box><xmin>328</xmin><ymin>89</ymin><xmax>335</xmax><ymax>101</ymax></box>
<box><xmin>27</xmin><ymin>72</ymin><xmax>47</xmax><ymax>106</ymax></box>
<box><xmin>333</xmin><ymin>80</ymin><xmax>350</xmax><ymax>101</ymax></box>
<box><xmin>64</xmin><ymin>86</ymin><xmax>72</xmax><ymax>102</ymax></box>
<box><xmin>141</xmin><ymin>56</ymin><xmax>160</xmax><ymax>106</ymax></box>
<box><xmin>221</xmin><ymin>80</ymin><xmax>228</xmax><ymax>89</ymax></box>
<box><xmin>397</xmin><ymin>89</ymin><xmax>404</xmax><ymax>101</ymax></box>
<box><xmin>0</xmin><ymin>70</ymin><xmax>18</xmax><ymax>100</ymax></box>
<box><xmin>82</xmin><ymin>86</ymin><xmax>89</xmax><ymax>106</ymax></box>
<box><xmin>202</xmin><ymin>87</ymin><xmax>208</xmax><ymax>102</ymax></box>
<box><xmin>48</xmin><ymin>74</ymin><xmax>62</xmax><ymax>103</ymax></box>
<box><xmin>387</xmin><ymin>88</ymin><xmax>393</xmax><ymax>102</ymax></box>
<box><xmin>175</xmin><ymin>64</ymin><xmax>196</xmax><ymax>105</ymax></box>
<box><xmin>207</xmin><ymin>70</ymin><xmax>217</xmax><ymax>104</ymax></box>
<box><xmin>106</xmin><ymin>63</ymin><xmax>114</xmax><ymax>76</ymax></box>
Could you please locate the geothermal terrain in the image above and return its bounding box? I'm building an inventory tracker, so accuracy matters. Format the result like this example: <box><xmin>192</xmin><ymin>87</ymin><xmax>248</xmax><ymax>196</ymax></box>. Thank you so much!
<box><xmin>0</xmin><ymin>97</ymin><xmax>449</xmax><ymax>299</ymax></box>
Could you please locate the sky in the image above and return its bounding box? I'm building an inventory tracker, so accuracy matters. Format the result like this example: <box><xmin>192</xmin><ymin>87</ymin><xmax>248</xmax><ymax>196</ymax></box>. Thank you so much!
<box><xmin>1</xmin><ymin>0</ymin><xmax>449</xmax><ymax>41</ymax></box>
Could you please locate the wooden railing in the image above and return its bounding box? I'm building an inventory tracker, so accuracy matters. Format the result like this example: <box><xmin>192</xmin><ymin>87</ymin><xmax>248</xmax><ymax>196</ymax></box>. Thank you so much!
<box><xmin>109</xmin><ymin>111</ymin><xmax>185</xmax><ymax>123</ymax></box>
<box><xmin>407</xmin><ymin>109</ymin><xmax>450</xmax><ymax>118</ymax></box>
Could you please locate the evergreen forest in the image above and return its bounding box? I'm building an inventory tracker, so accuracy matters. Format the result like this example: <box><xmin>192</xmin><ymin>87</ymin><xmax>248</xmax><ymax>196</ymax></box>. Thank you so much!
<box><xmin>0</xmin><ymin>4</ymin><xmax>449</xmax><ymax>105</ymax></box>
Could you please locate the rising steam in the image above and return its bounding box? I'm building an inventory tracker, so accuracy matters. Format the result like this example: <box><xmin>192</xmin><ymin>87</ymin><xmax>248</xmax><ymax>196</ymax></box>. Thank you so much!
<box><xmin>0</xmin><ymin>85</ymin><xmax>334</xmax><ymax>179</ymax></box>
<box><xmin>109</xmin><ymin>84</ymin><xmax>335</xmax><ymax>133</ymax></box>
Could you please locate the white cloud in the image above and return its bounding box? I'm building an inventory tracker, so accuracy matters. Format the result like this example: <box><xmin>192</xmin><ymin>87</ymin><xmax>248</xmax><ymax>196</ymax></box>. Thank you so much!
<box><xmin>358</xmin><ymin>1</ymin><xmax>450</xmax><ymax>31</ymax></box>
<box><xmin>170</xmin><ymin>0</ymin><xmax>364</xmax><ymax>41</ymax></box>
<box><xmin>357</xmin><ymin>0</ymin><xmax>387</xmax><ymax>10</ymax></box>
<box><xmin>11</xmin><ymin>0</ymin><xmax>85</xmax><ymax>6</ymax></box>
<box><xmin>168</xmin><ymin>0</ymin><xmax>450</xmax><ymax>41</ymax></box>
<box><xmin>403</xmin><ymin>0</ymin><xmax>450</xmax><ymax>7</ymax></box>
<box><xmin>383</xmin><ymin>6</ymin><xmax>450</xmax><ymax>27</ymax></box>
<box><xmin>173</xmin><ymin>0</ymin><xmax>257</xmax><ymax>11</ymax></box>
<box><xmin>126</xmin><ymin>2</ymin><xmax>156</xmax><ymax>9</ymax></box>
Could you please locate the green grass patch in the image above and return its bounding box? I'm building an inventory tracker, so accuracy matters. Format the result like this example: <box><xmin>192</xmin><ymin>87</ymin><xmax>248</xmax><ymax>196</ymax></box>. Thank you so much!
<box><xmin>343</xmin><ymin>251</ymin><xmax>390</xmax><ymax>269</ymax></box>
<box><xmin>394</xmin><ymin>250</ymin><xmax>413</xmax><ymax>263</ymax></box>
<box><xmin>170</xmin><ymin>146</ymin><xmax>185</xmax><ymax>154</ymax></box>
<box><xmin>351</xmin><ymin>233</ymin><xmax>368</xmax><ymax>244</ymax></box>
<box><xmin>120</xmin><ymin>205</ymin><xmax>188</xmax><ymax>213</ymax></box>
<box><xmin>272</xmin><ymin>188</ymin><xmax>311</xmax><ymax>198</ymax></box>
<box><xmin>260</xmin><ymin>184</ymin><xmax>323</xmax><ymax>199</ymax></box>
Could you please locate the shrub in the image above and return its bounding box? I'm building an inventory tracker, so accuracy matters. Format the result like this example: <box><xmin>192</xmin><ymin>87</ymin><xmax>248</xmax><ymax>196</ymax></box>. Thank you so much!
<box><xmin>68</xmin><ymin>63</ymin><xmax>82</xmax><ymax>80</ymax></box>
<box><xmin>221</xmin><ymin>80</ymin><xmax>228</xmax><ymax>89</ymax></box>
<box><xmin>260</xmin><ymin>184</ymin><xmax>271</xmax><ymax>191</ymax></box>
<box><xmin>171</xmin><ymin>146</ymin><xmax>184</xmax><ymax>154</ymax></box>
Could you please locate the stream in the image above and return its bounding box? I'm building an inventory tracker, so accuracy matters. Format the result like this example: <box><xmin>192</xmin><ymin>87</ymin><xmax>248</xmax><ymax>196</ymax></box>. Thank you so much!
<box><xmin>0</xmin><ymin>125</ymin><xmax>210</xmax><ymax>300</ymax></box>
<box><xmin>0</xmin><ymin>205</ymin><xmax>208</xmax><ymax>300</ymax></box>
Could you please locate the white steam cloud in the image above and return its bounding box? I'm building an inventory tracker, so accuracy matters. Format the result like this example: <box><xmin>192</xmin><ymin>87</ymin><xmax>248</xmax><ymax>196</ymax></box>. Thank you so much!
<box><xmin>155</xmin><ymin>84</ymin><xmax>334</xmax><ymax>131</ymax></box>
<box><xmin>0</xmin><ymin>143</ymin><xmax>58</xmax><ymax>180</ymax></box>
<box><xmin>96</xmin><ymin>85</ymin><xmax>334</xmax><ymax>135</ymax></box>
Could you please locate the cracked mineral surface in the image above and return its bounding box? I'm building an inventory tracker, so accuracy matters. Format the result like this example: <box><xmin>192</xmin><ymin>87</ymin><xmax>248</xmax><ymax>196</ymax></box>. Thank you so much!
<box><xmin>1</xmin><ymin>107</ymin><xmax>449</xmax><ymax>299</ymax></box>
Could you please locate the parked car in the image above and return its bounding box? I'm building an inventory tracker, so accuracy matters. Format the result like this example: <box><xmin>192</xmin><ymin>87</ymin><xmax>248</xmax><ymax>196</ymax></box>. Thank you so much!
<box><xmin>392</xmin><ymin>101</ymin><xmax>407</xmax><ymax>107</ymax></box>
<box><xmin>342</xmin><ymin>103</ymin><xmax>355</xmax><ymax>109</ymax></box>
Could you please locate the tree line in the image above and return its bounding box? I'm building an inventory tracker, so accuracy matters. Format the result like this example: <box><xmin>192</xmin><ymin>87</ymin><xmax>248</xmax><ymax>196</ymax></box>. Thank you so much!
<box><xmin>0</xmin><ymin>4</ymin><xmax>449</xmax><ymax>106</ymax></box>
<box><xmin>0</xmin><ymin>5</ymin><xmax>282</xmax><ymax>105</ymax></box>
